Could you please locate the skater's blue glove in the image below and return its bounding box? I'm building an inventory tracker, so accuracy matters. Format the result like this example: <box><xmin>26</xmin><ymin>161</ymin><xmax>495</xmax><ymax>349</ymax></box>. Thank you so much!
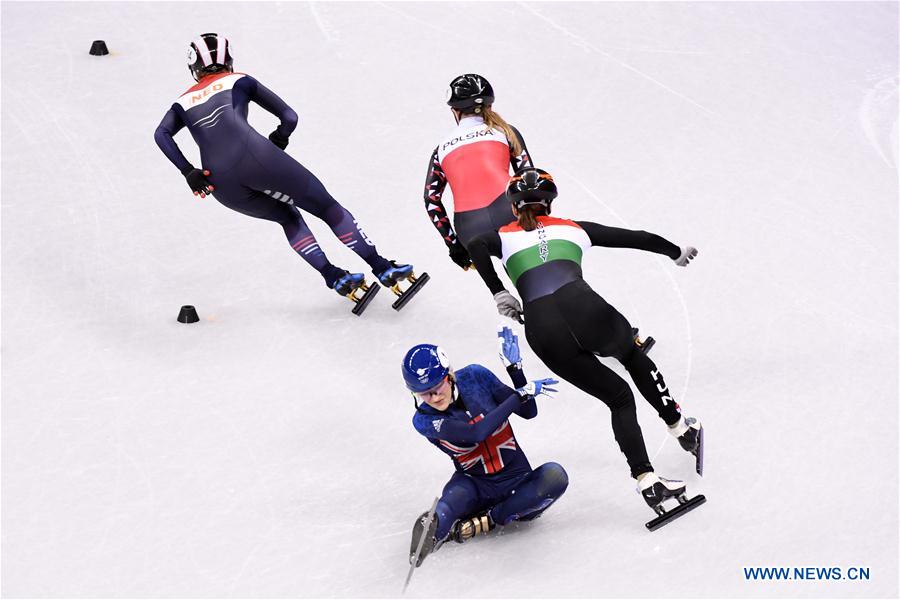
<box><xmin>497</xmin><ymin>326</ymin><xmax>522</xmax><ymax>368</ymax></box>
<box><xmin>517</xmin><ymin>378</ymin><xmax>559</xmax><ymax>400</ymax></box>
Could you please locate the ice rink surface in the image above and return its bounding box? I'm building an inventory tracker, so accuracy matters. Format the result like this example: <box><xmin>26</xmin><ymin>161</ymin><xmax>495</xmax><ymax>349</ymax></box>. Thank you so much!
<box><xmin>2</xmin><ymin>1</ymin><xmax>898</xmax><ymax>597</ymax></box>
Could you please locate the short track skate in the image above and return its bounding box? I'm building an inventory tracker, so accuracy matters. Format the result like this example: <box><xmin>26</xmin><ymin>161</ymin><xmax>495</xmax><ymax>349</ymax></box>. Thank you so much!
<box><xmin>696</xmin><ymin>426</ymin><xmax>704</xmax><ymax>476</ymax></box>
<box><xmin>645</xmin><ymin>492</ymin><xmax>706</xmax><ymax>531</ymax></box>
<box><xmin>348</xmin><ymin>280</ymin><xmax>380</xmax><ymax>316</ymax></box>
<box><xmin>386</xmin><ymin>272</ymin><xmax>430</xmax><ymax>311</ymax></box>
<box><xmin>689</xmin><ymin>422</ymin><xmax>704</xmax><ymax>476</ymax></box>
<box><xmin>632</xmin><ymin>327</ymin><xmax>656</xmax><ymax>354</ymax></box>
<box><xmin>639</xmin><ymin>474</ymin><xmax>705</xmax><ymax>532</ymax></box>
<box><xmin>674</xmin><ymin>417</ymin><xmax>704</xmax><ymax>476</ymax></box>
<box><xmin>404</xmin><ymin>497</ymin><xmax>439</xmax><ymax>592</ymax></box>
<box><xmin>333</xmin><ymin>271</ymin><xmax>381</xmax><ymax>316</ymax></box>
<box><xmin>376</xmin><ymin>262</ymin><xmax>431</xmax><ymax>311</ymax></box>
<box><xmin>450</xmin><ymin>513</ymin><xmax>494</xmax><ymax>543</ymax></box>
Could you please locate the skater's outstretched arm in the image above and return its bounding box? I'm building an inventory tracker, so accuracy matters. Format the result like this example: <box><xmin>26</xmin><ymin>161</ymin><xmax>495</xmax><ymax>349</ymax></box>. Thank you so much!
<box><xmin>576</xmin><ymin>221</ymin><xmax>681</xmax><ymax>259</ymax></box>
<box><xmin>154</xmin><ymin>108</ymin><xmax>193</xmax><ymax>174</ymax></box>
<box><xmin>508</xmin><ymin>125</ymin><xmax>533</xmax><ymax>172</ymax></box>
<box><xmin>413</xmin><ymin>393</ymin><xmax>523</xmax><ymax>443</ymax></box>
<box><xmin>469</xmin><ymin>232</ymin><xmax>523</xmax><ymax>321</ymax></box>
<box><xmin>466</xmin><ymin>231</ymin><xmax>505</xmax><ymax>295</ymax></box>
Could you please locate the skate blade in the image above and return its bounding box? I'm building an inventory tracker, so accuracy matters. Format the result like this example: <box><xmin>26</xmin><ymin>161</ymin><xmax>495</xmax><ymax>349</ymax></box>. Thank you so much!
<box><xmin>391</xmin><ymin>272</ymin><xmax>430</xmax><ymax>311</ymax></box>
<box><xmin>696</xmin><ymin>426</ymin><xmax>704</xmax><ymax>476</ymax></box>
<box><xmin>404</xmin><ymin>496</ymin><xmax>440</xmax><ymax>591</ymax></box>
<box><xmin>349</xmin><ymin>282</ymin><xmax>380</xmax><ymax>316</ymax></box>
<box><xmin>645</xmin><ymin>494</ymin><xmax>706</xmax><ymax>532</ymax></box>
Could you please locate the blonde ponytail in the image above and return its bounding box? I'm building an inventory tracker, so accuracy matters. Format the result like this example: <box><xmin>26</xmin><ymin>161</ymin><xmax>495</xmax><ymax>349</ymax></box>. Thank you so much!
<box><xmin>475</xmin><ymin>105</ymin><xmax>523</xmax><ymax>156</ymax></box>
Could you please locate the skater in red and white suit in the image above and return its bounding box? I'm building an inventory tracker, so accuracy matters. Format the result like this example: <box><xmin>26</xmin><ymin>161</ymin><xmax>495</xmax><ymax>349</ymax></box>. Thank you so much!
<box><xmin>423</xmin><ymin>74</ymin><xmax>533</xmax><ymax>270</ymax></box>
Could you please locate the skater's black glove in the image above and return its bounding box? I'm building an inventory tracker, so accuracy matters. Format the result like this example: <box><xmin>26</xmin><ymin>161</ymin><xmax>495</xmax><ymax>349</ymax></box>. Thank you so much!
<box><xmin>448</xmin><ymin>243</ymin><xmax>474</xmax><ymax>271</ymax></box>
<box><xmin>182</xmin><ymin>167</ymin><xmax>215</xmax><ymax>198</ymax></box>
<box><xmin>268</xmin><ymin>130</ymin><xmax>290</xmax><ymax>150</ymax></box>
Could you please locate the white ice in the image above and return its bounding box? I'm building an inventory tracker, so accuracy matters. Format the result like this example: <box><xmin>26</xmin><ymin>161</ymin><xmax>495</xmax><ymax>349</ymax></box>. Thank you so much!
<box><xmin>1</xmin><ymin>2</ymin><xmax>897</xmax><ymax>598</ymax></box>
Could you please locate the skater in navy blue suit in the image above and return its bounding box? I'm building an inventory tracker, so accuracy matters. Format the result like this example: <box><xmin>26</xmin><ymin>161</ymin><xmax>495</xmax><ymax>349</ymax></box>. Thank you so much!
<box><xmin>154</xmin><ymin>33</ymin><xmax>416</xmax><ymax>301</ymax></box>
<box><xmin>403</xmin><ymin>328</ymin><xmax>568</xmax><ymax>566</ymax></box>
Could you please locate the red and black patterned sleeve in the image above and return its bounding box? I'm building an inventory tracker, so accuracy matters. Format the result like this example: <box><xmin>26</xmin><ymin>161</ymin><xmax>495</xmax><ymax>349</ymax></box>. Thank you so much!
<box><xmin>509</xmin><ymin>125</ymin><xmax>533</xmax><ymax>172</ymax></box>
<box><xmin>423</xmin><ymin>146</ymin><xmax>460</xmax><ymax>249</ymax></box>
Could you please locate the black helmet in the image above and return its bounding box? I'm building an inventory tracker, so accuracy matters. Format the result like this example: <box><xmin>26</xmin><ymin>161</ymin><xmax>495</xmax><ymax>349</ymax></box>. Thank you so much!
<box><xmin>446</xmin><ymin>74</ymin><xmax>494</xmax><ymax>111</ymax></box>
<box><xmin>188</xmin><ymin>33</ymin><xmax>234</xmax><ymax>81</ymax></box>
<box><xmin>507</xmin><ymin>168</ymin><xmax>558</xmax><ymax>210</ymax></box>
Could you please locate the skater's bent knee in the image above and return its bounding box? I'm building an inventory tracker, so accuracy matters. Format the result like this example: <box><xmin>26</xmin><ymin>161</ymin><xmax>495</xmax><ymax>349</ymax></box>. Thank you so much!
<box><xmin>318</xmin><ymin>202</ymin><xmax>349</xmax><ymax>225</ymax></box>
<box><xmin>536</xmin><ymin>462</ymin><xmax>569</xmax><ymax>496</ymax></box>
<box><xmin>435</xmin><ymin>500</ymin><xmax>454</xmax><ymax>525</ymax></box>
<box><xmin>617</xmin><ymin>342</ymin><xmax>639</xmax><ymax>364</ymax></box>
<box><xmin>278</xmin><ymin>214</ymin><xmax>301</xmax><ymax>229</ymax></box>
<box><xmin>602</xmin><ymin>384</ymin><xmax>635</xmax><ymax>410</ymax></box>
<box><xmin>273</xmin><ymin>206</ymin><xmax>303</xmax><ymax>228</ymax></box>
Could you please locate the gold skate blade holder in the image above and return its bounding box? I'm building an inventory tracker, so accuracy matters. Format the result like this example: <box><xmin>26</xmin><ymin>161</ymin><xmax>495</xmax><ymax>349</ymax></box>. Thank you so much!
<box><xmin>391</xmin><ymin>272</ymin><xmax>431</xmax><ymax>311</ymax></box>
<box><xmin>390</xmin><ymin>272</ymin><xmax>420</xmax><ymax>297</ymax></box>
<box><xmin>349</xmin><ymin>280</ymin><xmax>380</xmax><ymax>316</ymax></box>
<box><xmin>347</xmin><ymin>282</ymin><xmax>371</xmax><ymax>303</ymax></box>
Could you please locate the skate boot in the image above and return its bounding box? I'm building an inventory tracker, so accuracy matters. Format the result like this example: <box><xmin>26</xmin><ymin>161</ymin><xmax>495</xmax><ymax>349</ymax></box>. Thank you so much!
<box><xmin>375</xmin><ymin>260</ymin><xmax>430</xmax><ymax>311</ymax></box>
<box><xmin>450</xmin><ymin>512</ymin><xmax>494</xmax><ymax>543</ymax></box>
<box><xmin>409</xmin><ymin>510</ymin><xmax>441</xmax><ymax>567</ymax></box>
<box><xmin>331</xmin><ymin>270</ymin><xmax>379</xmax><ymax>316</ymax></box>
<box><xmin>668</xmin><ymin>417</ymin><xmax>704</xmax><ymax>475</ymax></box>
<box><xmin>639</xmin><ymin>472</ymin><xmax>686</xmax><ymax>509</ymax></box>
<box><xmin>638</xmin><ymin>472</ymin><xmax>706</xmax><ymax>531</ymax></box>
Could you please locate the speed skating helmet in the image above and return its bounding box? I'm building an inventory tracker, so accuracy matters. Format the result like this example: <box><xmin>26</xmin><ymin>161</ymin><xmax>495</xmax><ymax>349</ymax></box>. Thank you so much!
<box><xmin>402</xmin><ymin>344</ymin><xmax>452</xmax><ymax>393</ymax></box>
<box><xmin>188</xmin><ymin>33</ymin><xmax>234</xmax><ymax>81</ymax></box>
<box><xmin>507</xmin><ymin>167</ymin><xmax>558</xmax><ymax>210</ymax></box>
<box><xmin>446</xmin><ymin>74</ymin><xmax>495</xmax><ymax>111</ymax></box>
